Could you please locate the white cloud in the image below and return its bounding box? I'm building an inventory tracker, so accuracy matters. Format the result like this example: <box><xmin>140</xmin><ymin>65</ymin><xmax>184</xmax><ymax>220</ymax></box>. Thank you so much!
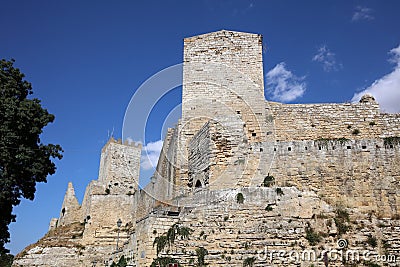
<box><xmin>312</xmin><ymin>45</ymin><xmax>340</xmax><ymax>72</ymax></box>
<box><xmin>351</xmin><ymin>45</ymin><xmax>400</xmax><ymax>113</ymax></box>
<box><xmin>352</xmin><ymin>6</ymin><xmax>374</xmax><ymax>22</ymax></box>
<box><xmin>266</xmin><ymin>62</ymin><xmax>306</xmax><ymax>102</ymax></box>
<box><xmin>141</xmin><ymin>140</ymin><xmax>163</xmax><ymax>170</ymax></box>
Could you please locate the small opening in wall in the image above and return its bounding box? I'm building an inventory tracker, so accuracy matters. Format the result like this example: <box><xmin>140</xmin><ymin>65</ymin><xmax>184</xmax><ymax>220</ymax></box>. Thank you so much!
<box><xmin>288</xmin><ymin>147</ymin><xmax>291</xmax><ymax>151</ymax></box>
<box><xmin>362</xmin><ymin>145</ymin><xmax>367</xmax><ymax>149</ymax></box>
<box><xmin>318</xmin><ymin>146</ymin><xmax>321</xmax><ymax>150</ymax></box>
<box><xmin>195</xmin><ymin>180</ymin><xmax>202</xmax><ymax>188</ymax></box>
<box><xmin>305</xmin><ymin>147</ymin><xmax>308</xmax><ymax>150</ymax></box>
<box><xmin>332</xmin><ymin>146</ymin><xmax>335</xmax><ymax>150</ymax></box>
<box><xmin>390</xmin><ymin>145</ymin><xmax>394</xmax><ymax>149</ymax></box>
<box><xmin>347</xmin><ymin>146</ymin><xmax>351</xmax><ymax>149</ymax></box>
<box><xmin>114</xmin><ymin>183</ymin><xmax>119</xmax><ymax>186</ymax></box>
<box><xmin>260</xmin><ymin>148</ymin><xmax>263</xmax><ymax>152</ymax></box>
<box><xmin>252</xmin><ymin>133</ymin><xmax>257</xmax><ymax>137</ymax></box>
<box><xmin>236</xmin><ymin>110</ymin><xmax>241</xmax><ymax>114</ymax></box>
<box><xmin>274</xmin><ymin>147</ymin><xmax>276</xmax><ymax>151</ymax></box>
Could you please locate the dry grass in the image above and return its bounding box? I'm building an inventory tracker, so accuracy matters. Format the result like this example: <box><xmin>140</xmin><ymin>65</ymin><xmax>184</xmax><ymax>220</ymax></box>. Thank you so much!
<box><xmin>15</xmin><ymin>222</ymin><xmax>85</xmax><ymax>259</ymax></box>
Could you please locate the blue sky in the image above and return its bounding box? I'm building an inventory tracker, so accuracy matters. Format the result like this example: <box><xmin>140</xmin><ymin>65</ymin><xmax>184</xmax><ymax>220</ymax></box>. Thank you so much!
<box><xmin>1</xmin><ymin>0</ymin><xmax>400</xmax><ymax>255</ymax></box>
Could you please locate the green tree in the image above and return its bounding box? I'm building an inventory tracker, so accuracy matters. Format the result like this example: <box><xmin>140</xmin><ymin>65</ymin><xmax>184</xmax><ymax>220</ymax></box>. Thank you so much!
<box><xmin>0</xmin><ymin>59</ymin><xmax>63</xmax><ymax>254</ymax></box>
<box><xmin>0</xmin><ymin>253</ymin><xmax>13</xmax><ymax>267</ymax></box>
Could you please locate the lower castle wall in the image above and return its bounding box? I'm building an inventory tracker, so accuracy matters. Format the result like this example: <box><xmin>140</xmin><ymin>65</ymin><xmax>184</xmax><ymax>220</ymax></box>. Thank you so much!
<box><xmin>82</xmin><ymin>194</ymin><xmax>134</xmax><ymax>246</ymax></box>
<box><xmin>131</xmin><ymin>187</ymin><xmax>400</xmax><ymax>267</ymax></box>
<box><xmin>269</xmin><ymin>139</ymin><xmax>400</xmax><ymax>216</ymax></box>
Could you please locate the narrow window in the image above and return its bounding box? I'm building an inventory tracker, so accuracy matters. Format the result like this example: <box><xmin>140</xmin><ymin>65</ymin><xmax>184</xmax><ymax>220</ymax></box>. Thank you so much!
<box><xmin>195</xmin><ymin>180</ymin><xmax>202</xmax><ymax>188</ymax></box>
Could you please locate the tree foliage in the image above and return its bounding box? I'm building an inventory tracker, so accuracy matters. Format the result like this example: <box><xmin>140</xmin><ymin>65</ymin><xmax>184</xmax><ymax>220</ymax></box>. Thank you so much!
<box><xmin>152</xmin><ymin>223</ymin><xmax>193</xmax><ymax>256</ymax></box>
<box><xmin>0</xmin><ymin>59</ymin><xmax>63</xmax><ymax>254</ymax></box>
<box><xmin>0</xmin><ymin>253</ymin><xmax>13</xmax><ymax>267</ymax></box>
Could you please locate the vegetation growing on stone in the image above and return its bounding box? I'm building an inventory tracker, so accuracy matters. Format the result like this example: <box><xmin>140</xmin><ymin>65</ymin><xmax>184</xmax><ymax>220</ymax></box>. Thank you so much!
<box><xmin>236</xmin><ymin>193</ymin><xmax>244</xmax><ymax>204</ymax></box>
<box><xmin>196</xmin><ymin>247</ymin><xmax>208</xmax><ymax>266</ymax></box>
<box><xmin>383</xmin><ymin>136</ymin><xmax>400</xmax><ymax>147</ymax></box>
<box><xmin>150</xmin><ymin>257</ymin><xmax>180</xmax><ymax>267</ymax></box>
<box><xmin>153</xmin><ymin>223</ymin><xmax>193</xmax><ymax>256</ymax></box>
<box><xmin>315</xmin><ymin>137</ymin><xmax>350</xmax><ymax>149</ymax></box>
<box><xmin>334</xmin><ymin>207</ymin><xmax>351</xmax><ymax>236</ymax></box>
<box><xmin>265</xmin><ymin>204</ymin><xmax>273</xmax><ymax>211</ymax></box>
<box><xmin>262</xmin><ymin>174</ymin><xmax>275</xmax><ymax>187</ymax></box>
<box><xmin>243</xmin><ymin>256</ymin><xmax>256</xmax><ymax>267</ymax></box>
<box><xmin>276</xmin><ymin>187</ymin><xmax>284</xmax><ymax>196</ymax></box>
<box><xmin>110</xmin><ymin>255</ymin><xmax>127</xmax><ymax>267</ymax></box>
<box><xmin>366</xmin><ymin>235</ymin><xmax>377</xmax><ymax>248</ymax></box>
<box><xmin>305</xmin><ymin>224</ymin><xmax>321</xmax><ymax>246</ymax></box>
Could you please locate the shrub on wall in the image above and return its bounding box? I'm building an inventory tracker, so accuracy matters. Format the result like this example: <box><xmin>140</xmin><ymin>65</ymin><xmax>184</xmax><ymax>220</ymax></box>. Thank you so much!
<box><xmin>236</xmin><ymin>193</ymin><xmax>244</xmax><ymax>204</ymax></box>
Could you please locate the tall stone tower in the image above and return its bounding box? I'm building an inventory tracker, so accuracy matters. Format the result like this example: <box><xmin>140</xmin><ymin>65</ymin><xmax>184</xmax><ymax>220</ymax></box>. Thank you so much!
<box><xmin>79</xmin><ymin>138</ymin><xmax>141</xmax><ymax>245</ymax></box>
<box><xmin>177</xmin><ymin>30</ymin><xmax>267</xmax><ymax>190</ymax></box>
<box><xmin>98</xmin><ymin>137</ymin><xmax>142</xmax><ymax>194</ymax></box>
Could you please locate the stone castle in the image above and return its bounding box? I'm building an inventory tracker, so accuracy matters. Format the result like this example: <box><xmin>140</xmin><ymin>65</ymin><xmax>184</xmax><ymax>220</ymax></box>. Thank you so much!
<box><xmin>14</xmin><ymin>30</ymin><xmax>400</xmax><ymax>267</ymax></box>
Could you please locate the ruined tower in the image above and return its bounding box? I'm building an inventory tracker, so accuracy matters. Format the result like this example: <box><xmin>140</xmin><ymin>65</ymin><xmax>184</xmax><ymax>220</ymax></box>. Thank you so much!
<box><xmin>97</xmin><ymin>138</ymin><xmax>142</xmax><ymax>194</ymax></box>
<box><xmin>57</xmin><ymin>182</ymin><xmax>81</xmax><ymax>227</ymax></box>
<box><xmin>79</xmin><ymin>138</ymin><xmax>141</xmax><ymax>245</ymax></box>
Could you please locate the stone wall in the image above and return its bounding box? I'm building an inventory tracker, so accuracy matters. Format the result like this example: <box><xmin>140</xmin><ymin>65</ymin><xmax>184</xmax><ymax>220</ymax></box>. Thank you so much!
<box><xmin>269</xmin><ymin>97</ymin><xmax>400</xmax><ymax>142</ymax></box>
<box><xmin>268</xmin><ymin>139</ymin><xmax>400</xmax><ymax>217</ymax></box>
<box><xmin>132</xmin><ymin>187</ymin><xmax>400</xmax><ymax>267</ymax></box>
